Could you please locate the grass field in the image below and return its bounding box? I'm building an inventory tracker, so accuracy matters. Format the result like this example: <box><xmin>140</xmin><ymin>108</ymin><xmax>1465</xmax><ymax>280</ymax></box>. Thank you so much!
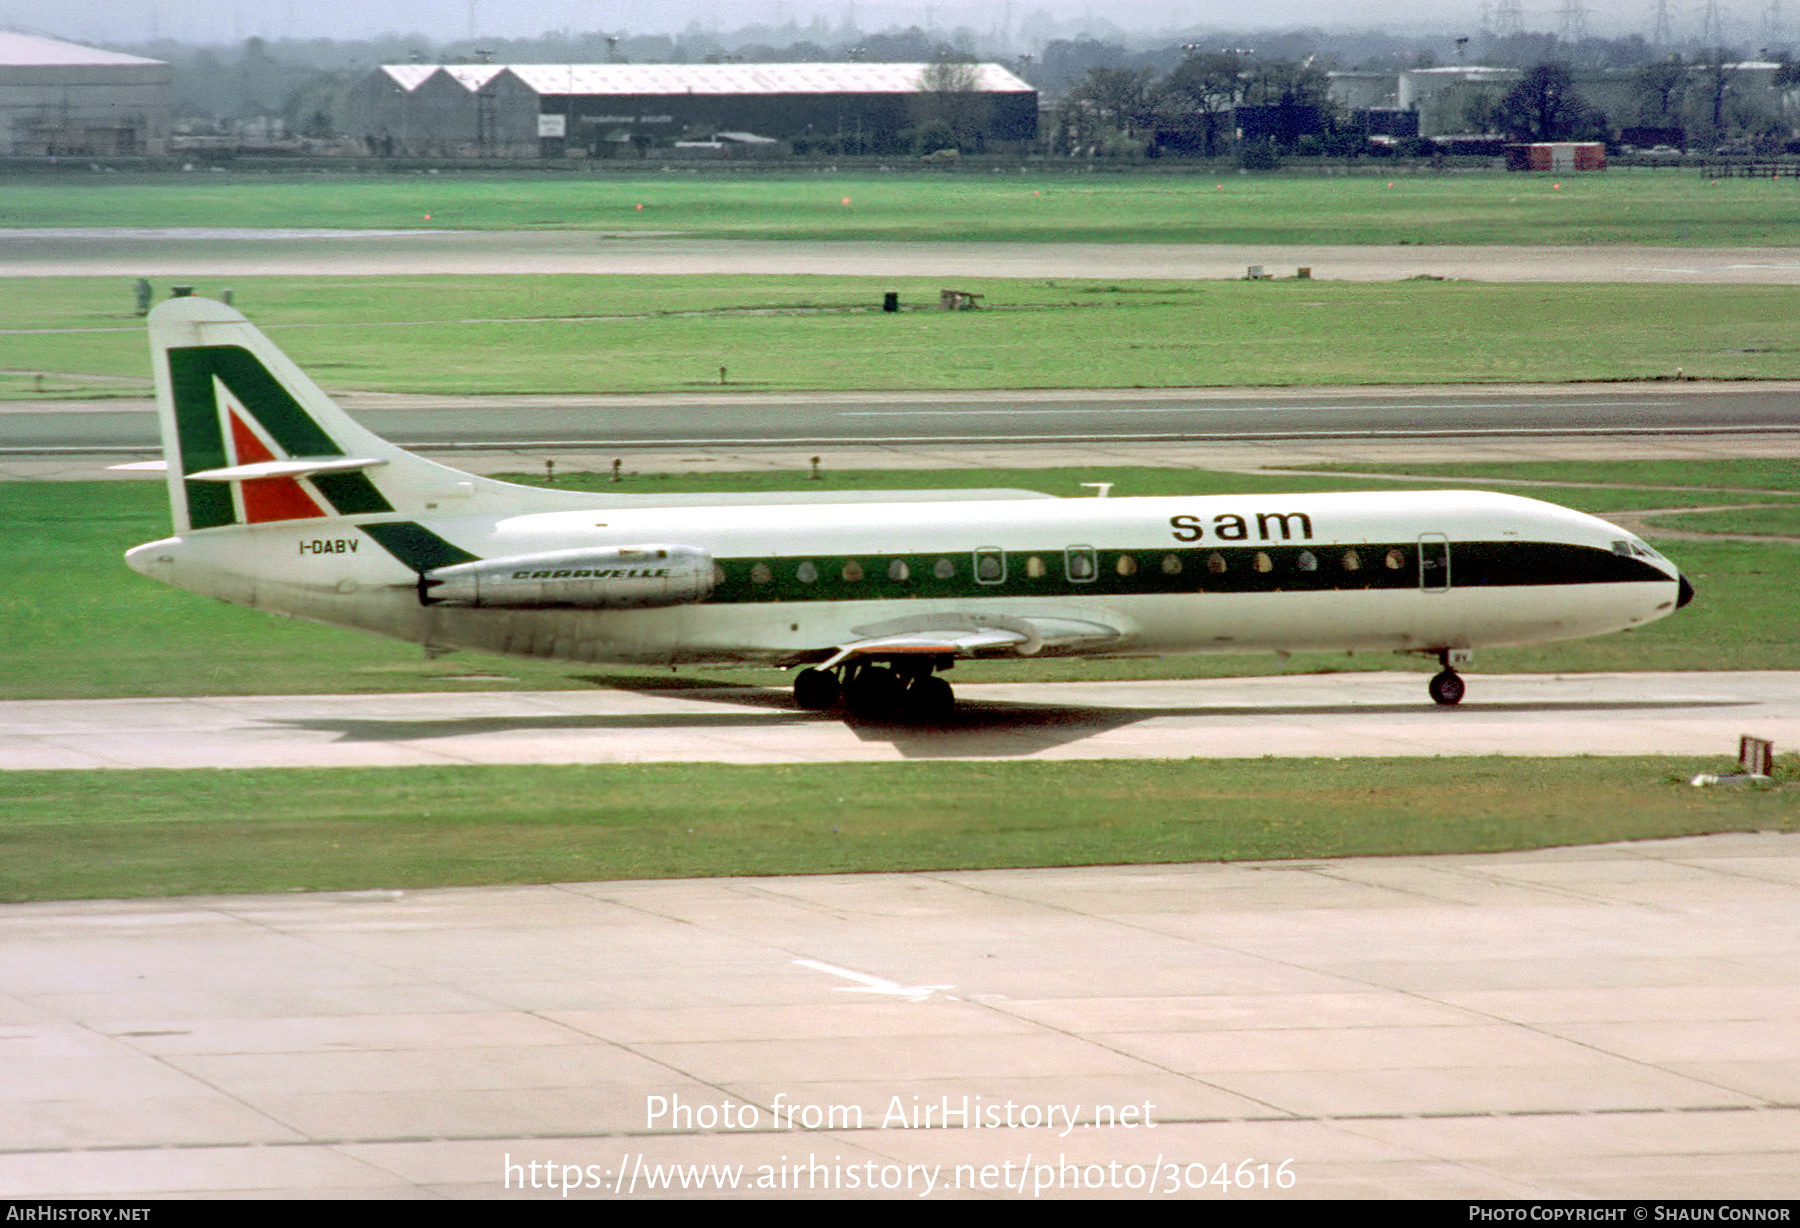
<box><xmin>4</xmin><ymin>169</ymin><xmax>1800</xmax><ymax>246</ymax></box>
<box><xmin>2</xmin><ymin>756</ymin><xmax>1793</xmax><ymax>901</ymax></box>
<box><xmin>10</xmin><ymin>274</ymin><xmax>1800</xmax><ymax>394</ymax></box>
<box><xmin>4</xmin><ymin>461</ymin><xmax>1794</xmax><ymax>702</ymax></box>
<box><xmin>5</xmin><ymin>459</ymin><xmax>1795</xmax><ymax>902</ymax></box>
<box><xmin>1645</xmin><ymin>505</ymin><xmax>1800</xmax><ymax>535</ymax></box>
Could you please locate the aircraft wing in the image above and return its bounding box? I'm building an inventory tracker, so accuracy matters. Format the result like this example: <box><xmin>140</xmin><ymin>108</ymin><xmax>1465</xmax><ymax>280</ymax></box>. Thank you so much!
<box><xmin>816</xmin><ymin>613</ymin><xmax>1124</xmax><ymax>670</ymax></box>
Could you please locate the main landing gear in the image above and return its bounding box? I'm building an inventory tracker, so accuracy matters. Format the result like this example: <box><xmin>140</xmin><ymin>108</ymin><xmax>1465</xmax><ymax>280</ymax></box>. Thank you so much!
<box><xmin>793</xmin><ymin>660</ymin><xmax>955</xmax><ymax>724</ymax></box>
<box><xmin>1428</xmin><ymin>649</ymin><xmax>1470</xmax><ymax>707</ymax></box>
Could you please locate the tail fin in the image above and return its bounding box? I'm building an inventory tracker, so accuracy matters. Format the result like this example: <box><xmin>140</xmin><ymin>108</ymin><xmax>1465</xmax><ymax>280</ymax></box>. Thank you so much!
<box><xmin>147</xmin><ymin>296</ymin><xmax>548</xmax><ymax>533</ymax></box>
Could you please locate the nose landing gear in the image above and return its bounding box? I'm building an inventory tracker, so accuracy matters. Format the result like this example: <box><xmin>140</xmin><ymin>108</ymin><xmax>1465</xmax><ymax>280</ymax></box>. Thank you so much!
<box><xmin>1428</xmin><ymin>648</ymin><xmax>1470</xmax><ymax>706</ymax></box>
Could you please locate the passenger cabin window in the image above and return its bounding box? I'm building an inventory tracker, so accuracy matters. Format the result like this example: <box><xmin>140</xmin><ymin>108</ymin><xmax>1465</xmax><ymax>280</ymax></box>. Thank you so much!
<box><xmin>750</xmin><ymin>562</ymin><xmax>773</xmax><ymax>584</ymax></box>
<box><xmin>974</xmin><ymin>548</ymin><xmax>1006</xmax><ymax>584</ymax></box>
<box><xmin>888</xmin><ymin>559</ymin><xmax>910</xmax><ymax>582</ymax></box>
<box><xmin>1254</xmin><ymin>552</ymin><xmax>1273</xmax><ymax>573</ymax></box>
<box><xmin>1297</xmin><ymin>551</ymin><xmax>1317</xmax><ymax>572</ymax></box>
<box><xmin>796</xmin><ymin>561</ymin><xmax>819</xmax><ymax>584</ymax></box>
<box><xmin>1342</xmin><ymin>549</ymin><xmax>1361</xmax><ymax>572</ymax></box>
<box><xmin>1025</xmin><ymin>555</ymin><xmax>1046</xmax><ymax>578</ymax></box>
<box><xmin>1385</xmin><ymin>548</ymin><xmax>1406</xmax><ymax>570</ymax></box>
<box><xmin>933</xmin><ymin>557</ymin><xmax>956</xmax><ymax>580</ymax></box>
<box><xmin>1207</xmin><ymin>552</ymin><xmax>1227</xmax><ymax>575</ymax></box>
<box><xmin>842</xmin><ymin>559</ymin><xmax>864</xmax><ymax>582</ymax></box>
<box><xmin>1115</xmin><ymin>554</ymin><xmax>1138</xmax><ymax>577</ymax></box>
<box><xmin>1066</xmin><ymin>547</ymin><xmax>1097</xmax><ymax>583</ymax></box>
<box><xmin>1161</xmin><ymin>553</ymin><xmax>1182</xmax><ymax>575</ymax></box>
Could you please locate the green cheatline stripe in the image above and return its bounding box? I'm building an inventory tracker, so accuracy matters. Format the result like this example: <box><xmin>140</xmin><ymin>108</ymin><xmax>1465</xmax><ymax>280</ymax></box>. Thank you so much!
<box><xmin>358</xmin><ymin>521</ymin><xmax>480</xmax><ymax>572</ymax></box>
<box><xmin>703</xmin><ymin>541</ymin><xmax>1668</xmax><ymax>605</ymax></box>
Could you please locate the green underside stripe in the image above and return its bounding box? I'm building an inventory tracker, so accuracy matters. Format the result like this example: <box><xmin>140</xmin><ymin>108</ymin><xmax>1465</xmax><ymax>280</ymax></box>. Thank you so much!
<box><xmin>703</xmin><ymin>541</ymin><xmax>1668</xmax><ymax>604</ymax></box>
<box><xmin>358</xmin><ymin>521</ymin><xmax>480</xmax><ymax>571</ymax></box>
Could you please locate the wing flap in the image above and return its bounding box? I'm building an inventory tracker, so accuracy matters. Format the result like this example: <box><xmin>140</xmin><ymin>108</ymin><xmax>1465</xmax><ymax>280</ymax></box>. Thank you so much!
<box><xmin>817</xmin><ymin>613</ymin><xmax>1124</xmax><ymax>670</ymax></box>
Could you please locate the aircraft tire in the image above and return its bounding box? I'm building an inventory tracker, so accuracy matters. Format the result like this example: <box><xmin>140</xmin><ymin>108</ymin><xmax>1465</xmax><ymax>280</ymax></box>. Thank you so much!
<box><xmin>905</xmin><ymin>675</ymin><xmax>955</xmax><ymax>723</ymax></box>
<box><xmin>845</xmin><ymin>666</ymin><xmax>902</xmax><ymax>721</ymax></box>
<box><xmin>793</xmin><ymin>667</ymin><xmax>840</xmax><ymax>711</ymax></box>
<box><xmin>1428</xmin><ymin>669</ymin><xmax>1466</xmax><ymax>707</ymax></box>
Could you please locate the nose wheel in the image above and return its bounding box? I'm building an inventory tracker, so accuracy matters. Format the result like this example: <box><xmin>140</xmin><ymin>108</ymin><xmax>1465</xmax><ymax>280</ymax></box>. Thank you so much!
<box><xmin>1428</xmin><ymin>667</ymin><xmax>1465</xmax><ymax>706</ymax></box>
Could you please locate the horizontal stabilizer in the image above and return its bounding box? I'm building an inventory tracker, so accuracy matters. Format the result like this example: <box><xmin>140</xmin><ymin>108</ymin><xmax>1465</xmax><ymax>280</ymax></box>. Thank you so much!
<box><xmin>185</xmin><ymin>456</ymin><xmax>389</xmax><ymax>483</ymax></box>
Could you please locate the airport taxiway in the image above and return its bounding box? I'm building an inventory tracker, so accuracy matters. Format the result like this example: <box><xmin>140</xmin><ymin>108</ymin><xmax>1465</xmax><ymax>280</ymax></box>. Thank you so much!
<box><xmin>3</xmin><ymin>672</ymin><xmax>1795</xmax><ymax>770</ymax></box>
<box><xmin>1</xmin><ymin>834</ymin><xmax>1796</xmax><ymax>1198</ymax></box>
<box><xmin>9</xmin><ymin>229</ymin><xmax>1800</xmax><ymax>284</ymax></box>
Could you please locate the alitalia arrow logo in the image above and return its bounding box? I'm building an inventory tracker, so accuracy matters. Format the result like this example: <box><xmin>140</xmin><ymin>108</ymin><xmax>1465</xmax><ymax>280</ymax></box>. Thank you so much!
<box><xmin>165</xmin><ymin>344</ymin><xmax>392</xmax><ymax>529</ymax></box>
<box><xmin>223</xmin><ymin>394</ymin><xmax>327</xmax><ymax>524</ymax></box>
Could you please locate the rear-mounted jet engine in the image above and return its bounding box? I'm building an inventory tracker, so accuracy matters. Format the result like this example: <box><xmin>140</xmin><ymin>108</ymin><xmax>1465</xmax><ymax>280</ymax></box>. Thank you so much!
<box><xmin>419</xmin><ymin>545</ymin><xmax>714</xmax><ymax>609</ymax></box>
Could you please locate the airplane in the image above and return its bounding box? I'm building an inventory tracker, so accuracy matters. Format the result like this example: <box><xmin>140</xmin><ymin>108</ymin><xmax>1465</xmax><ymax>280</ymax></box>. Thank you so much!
<box><xmin>126</xmin><ymin>296</ymin><xmax>1695</xmax><ymax>721</ymax></box>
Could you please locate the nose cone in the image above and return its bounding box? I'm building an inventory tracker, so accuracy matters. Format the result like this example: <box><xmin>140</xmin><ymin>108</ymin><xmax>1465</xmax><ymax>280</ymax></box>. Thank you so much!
<box><xmin>1677</xmin><ymin>573</ymin><xmax>1695</xmax><ymax>609</ymax></box>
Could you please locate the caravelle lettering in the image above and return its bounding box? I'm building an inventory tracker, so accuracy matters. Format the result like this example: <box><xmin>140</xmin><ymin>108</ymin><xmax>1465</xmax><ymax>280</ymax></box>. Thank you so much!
<box><xmin>511</xmin><ymin>567</ymin><xmax>673</xmax><ymax>580</ymax></box>
<box><xmin>1169</xmin><ymin>512</ymin><xmax>1314</xmax><ymax>543</ymax></box>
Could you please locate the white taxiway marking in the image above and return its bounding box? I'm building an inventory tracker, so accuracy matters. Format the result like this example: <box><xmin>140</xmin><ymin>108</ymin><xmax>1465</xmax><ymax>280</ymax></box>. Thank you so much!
<box><xmin>793</xmin><ymin>958</ymin><xmax>954</xmax><ymax>1002</ymax></box>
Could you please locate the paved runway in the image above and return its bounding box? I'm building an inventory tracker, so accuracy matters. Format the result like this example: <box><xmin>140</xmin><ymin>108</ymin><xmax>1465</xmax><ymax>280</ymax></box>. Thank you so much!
<box><xmin>4</xmin><ymin>672</ymin><xmax>1794</xmax><ymax>770</ymax></box>
<box><xmin>8</xmin><ymin>229</ymin><xmax>1800</xmax><ymax>284</ymax></box>
<box><xmin>2</xmin><ymin>834</ymin><xmax>1795</xmax><ymax>1198</ymax></box>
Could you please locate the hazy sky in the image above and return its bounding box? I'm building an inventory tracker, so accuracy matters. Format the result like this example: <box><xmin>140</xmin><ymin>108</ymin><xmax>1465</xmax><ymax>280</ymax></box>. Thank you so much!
<box><xmin>1</xmin><ymin>0</ymin><xmax>1737</xmax><ymax>48</ymax></box>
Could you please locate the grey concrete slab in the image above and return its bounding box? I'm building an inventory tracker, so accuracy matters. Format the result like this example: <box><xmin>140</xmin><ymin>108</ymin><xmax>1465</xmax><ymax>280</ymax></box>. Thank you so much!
<box><xmin>0</xmin><ymin>835</ymin><xmax>1796</xmax><ymax>1198</ymax></box>
<box><xmin>3</xmin><ymin>670</ymin><xmax>1796</xmax><ymax>768</ymax></box>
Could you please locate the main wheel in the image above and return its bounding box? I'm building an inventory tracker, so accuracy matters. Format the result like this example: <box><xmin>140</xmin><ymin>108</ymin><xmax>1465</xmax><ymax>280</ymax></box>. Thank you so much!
<box><xmin>1428</xmin><ymin>669</ymin><xmax>1465</xmax><ymax>707</ymax></box>
<box><xmin>844</xmin><ymin>666</ymin><xmax>902</xmax><ymax>721</ymax></box>
<box><xmin>903</xmin><ymin>674</ymin><xmax>955</xmax><ymax>723</ymax></box>
<box><xmin>793</xmin><ymin>667</ymin><xmax>840</xmax><ymax>711</ymax></box>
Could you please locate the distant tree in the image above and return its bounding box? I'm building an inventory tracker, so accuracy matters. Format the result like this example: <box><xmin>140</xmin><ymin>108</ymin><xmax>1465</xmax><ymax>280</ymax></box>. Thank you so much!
<box><xmin>1691</xmin><ymin>54</ymin><xmax>1734</xmax><ymax>146</ymax></box>
<box><xmin>1068</xmin><ymin>66</ymin><xmax>1159</xmax><ymax>137</ymax></box>
<box><xmin>1632</xmin><ymin>57</ymin><xmax>1688</xmax><ymax>125</ymax></box>
<box><xmin>1496</xmin><ymin>63</ymin><xmax>1599</xmax><ymax>140</ymax></box>
<box><xmin>914</xmin><ymin>54</ymin><xmax>989</xmax><ymax>152</ymax></box>
<box><xmin>1158</xmin><ymin>51</ymin><xmax>1247</xmax><ymax>156</ymax></box>
<box><xmin>1773</xmin><ymin>61</ymin><xmax>1800</xmax><ymax>130</ymax></box>
<box><xmin>1239</xmin><ymin>57</ymin><xmax>1333</xmax><ymax>110</ymax></box>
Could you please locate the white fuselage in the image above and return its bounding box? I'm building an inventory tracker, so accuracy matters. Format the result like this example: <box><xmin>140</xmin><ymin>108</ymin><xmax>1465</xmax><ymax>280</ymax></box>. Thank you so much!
<box><xmin>126</xmin><ymin>487</ymin><xmax>1687</xmax><ymax>667</ymax></box>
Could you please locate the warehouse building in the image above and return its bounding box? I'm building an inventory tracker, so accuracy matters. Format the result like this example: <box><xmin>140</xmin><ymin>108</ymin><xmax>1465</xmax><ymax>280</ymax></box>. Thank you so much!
<box><xmin>0</xmin><ymin>30</ymin><xmax>170</xmax><ymax>156</ymax></box>
<box><xmin>346</xmin><ymin>62</ymin><xmax>1037</xmax><ymax>158</ymax></box>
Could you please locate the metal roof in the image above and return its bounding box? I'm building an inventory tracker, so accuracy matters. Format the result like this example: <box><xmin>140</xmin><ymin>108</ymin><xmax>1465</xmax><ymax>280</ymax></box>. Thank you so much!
<box><xmin>379</xmin><ymin>64</ymin><xmax>438</xmax><ymax>91</ymax></box>
<box><xmin>379</xmin><ymin>62</ymin><xmax>1033</xmax><ymax>97</ymax></box>
<box><xmin>440</xmin><ymin>64</ymin><xmax>510</xmax><ymax>90</ymax></box>
<box><xmin>0</xmin><ymin>30</ymin><xmax>163</xmax><ymax>67</ymax></box>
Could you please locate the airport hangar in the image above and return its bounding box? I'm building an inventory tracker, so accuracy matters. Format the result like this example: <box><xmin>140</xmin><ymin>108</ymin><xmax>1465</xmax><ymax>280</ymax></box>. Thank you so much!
<box><xmin>0</xmin><ymin>29</ymin><xmax>170</xmax><ymax>157</ymax></box>
<box><xmin>344</xmin><ymin>61</ymin><xmax>1038</xmax><ymax>159</ymax></box>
